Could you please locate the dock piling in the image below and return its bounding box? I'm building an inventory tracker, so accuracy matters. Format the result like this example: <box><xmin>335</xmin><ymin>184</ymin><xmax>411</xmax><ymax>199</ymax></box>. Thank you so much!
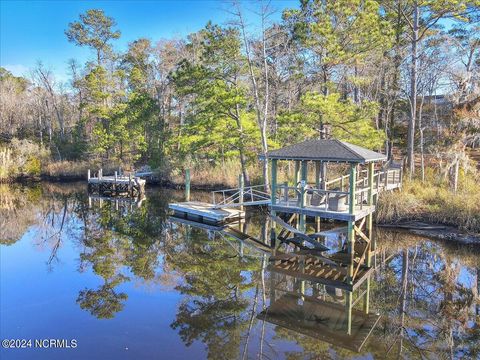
<box><xmin>185</xmin><ymin>168</ymin><xmax>191</xmax><ymax>201</ymax></box>
<box><xmin>238</xmin><ymin>174</ymin><xmax>244</xmax><ymax>211</ymax></box>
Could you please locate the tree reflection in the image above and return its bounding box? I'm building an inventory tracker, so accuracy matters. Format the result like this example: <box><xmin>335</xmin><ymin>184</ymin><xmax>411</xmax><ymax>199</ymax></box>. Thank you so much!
<box><xmin>2</xmin><ymin>183</ymin><xmax>479</xmax><ymax>358</ymax></box>
<box><xmin>166</xmin><ymin>223</ymin><xmax>264</xmax><ymax>359</ymax></box>
<box><xmin>76</xmin><ymin>192</ymin><xmax>169</xmax><ymax>319</ymax></box>
<box><xmin>77</xmin><ymin>274</ymin><xmax>129</xmax><ymax>319</ymax></box>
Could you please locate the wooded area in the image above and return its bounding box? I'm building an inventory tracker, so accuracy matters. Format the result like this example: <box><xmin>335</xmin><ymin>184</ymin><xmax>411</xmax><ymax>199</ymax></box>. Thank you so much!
<box><xmin>0</xmin><ymin>0</ymin><xmax>479</xmax><ymax>190</ymax></box>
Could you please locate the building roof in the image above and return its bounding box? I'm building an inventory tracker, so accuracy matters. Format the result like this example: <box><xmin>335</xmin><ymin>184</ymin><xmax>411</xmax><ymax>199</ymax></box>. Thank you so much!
<box><xmin>264</xmin><ymin>139</ymin><xmax>387</xmax><ymax>163</ymax></box>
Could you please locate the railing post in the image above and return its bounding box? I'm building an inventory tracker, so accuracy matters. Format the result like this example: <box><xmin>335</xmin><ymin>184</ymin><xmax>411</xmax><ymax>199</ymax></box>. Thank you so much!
<box><xmin>87</xmin><ymin>169</ymin><xmax>91</xmax><ymax>181</ymax></box>
<box><xmin>300</xmin><ymin>181</ymin><xmax>306</xmax><ymax>209</ymax></box>
<box><xmin>238</xmin><ymin>173</ymin><xmax>244</xmax><ymax>211</ymax></box>
<box><xmin>185</xmin><ymin>168</ymin><xmax>190</xmax><ymax>202</ymax></box>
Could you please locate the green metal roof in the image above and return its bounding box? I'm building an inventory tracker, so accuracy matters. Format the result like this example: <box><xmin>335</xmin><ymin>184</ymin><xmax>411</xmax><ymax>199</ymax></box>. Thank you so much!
<box><xmin>263</xmin><ymin>139</ymin><xmax>387</xmax><ymax>163</ymax></box>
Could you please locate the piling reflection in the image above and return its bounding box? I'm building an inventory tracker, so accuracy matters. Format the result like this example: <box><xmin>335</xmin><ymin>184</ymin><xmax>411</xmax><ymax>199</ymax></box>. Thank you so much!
<box><xmin>261</xmin><ymin>270</ymin><xmax>379</xmax><ymax>352</ymax></box>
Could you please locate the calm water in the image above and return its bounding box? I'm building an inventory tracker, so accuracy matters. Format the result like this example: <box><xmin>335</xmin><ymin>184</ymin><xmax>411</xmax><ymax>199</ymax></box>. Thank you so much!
<box><xmin>0</xmin><ymin>183</ymin><xmax>479</xmax><ymax>360</ymax></box>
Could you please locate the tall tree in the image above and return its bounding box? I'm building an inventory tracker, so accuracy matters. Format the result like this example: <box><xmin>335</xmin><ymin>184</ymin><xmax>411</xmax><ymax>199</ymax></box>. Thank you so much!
<box><xmin>172</xmin><ymin>23</ymin><xmax>259</xmax><ymax>184</ymax></box>
<box><xmin>65</xmin><ymin>9</ymin><xmax>121</xmax><ymax>66</ymax></box>
<box><xmin>399</xmin><ymin>0</ymin><xmax>479</xmax><ymax>175</ymax></box>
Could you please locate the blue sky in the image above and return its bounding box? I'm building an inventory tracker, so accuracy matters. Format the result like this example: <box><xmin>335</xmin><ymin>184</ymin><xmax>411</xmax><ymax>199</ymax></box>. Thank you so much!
<box><xmin>1</xmin><ymin>0</ymin><xmax>298</xmax><ymax>82</ymax></box>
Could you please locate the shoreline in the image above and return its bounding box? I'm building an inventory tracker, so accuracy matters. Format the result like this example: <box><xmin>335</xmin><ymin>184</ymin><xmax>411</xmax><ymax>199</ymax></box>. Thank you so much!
<box><xmin>377</xmin><ymin>221</ymin><xmax>480</xmax><ymax>245</ymax></box>
<box><xmin>0</xmin><ymin>173</ymin><xmax>237</xmax><ymax>191</ymax></box>
<box><xmin>3</xmin><ymin>176</ymin><xmax>479</xmax><ymax>244</ymax></box>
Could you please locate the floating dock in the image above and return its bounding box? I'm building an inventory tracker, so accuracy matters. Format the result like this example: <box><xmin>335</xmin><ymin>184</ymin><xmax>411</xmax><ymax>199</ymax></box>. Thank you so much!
<box><xmin>87</xmin><ymin>169</ymin><xmax>146</xmax><ymax>197</ymax></box>
<box><xmin>169</xmin><ymin>201</ymin><xmax>244</xmax><ymax>224</ymax></box>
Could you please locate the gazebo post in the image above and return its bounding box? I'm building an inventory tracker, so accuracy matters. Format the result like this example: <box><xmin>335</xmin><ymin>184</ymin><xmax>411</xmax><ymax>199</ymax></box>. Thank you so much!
<box><xmin>320</xmin><ymin>161</ymin><xmax>327</xmax><ymax>190</ymax></box>
<box><xmin>315</xmin><ymin>161</ymin><xmax>321</xmax><ymax>232</ymax></box>
<box><xmin>346</xmin><ymin>291</ymin><xmax>353</xmax><ymax>335</ymax></box>
<box><xmin>347</xmin><ymin>163</ymin><xmax>357</xmax><ymax>285</ymax></box>
<box><xmin>294</xmin><ymin>160</ymin><xmax>300</xmax><ymax>186</ymax></box>
<box><xmin>345</xmin><ymin>162</ymin><xmax>357</xmax><ymax>335</ymax></box>
<box><xmin>299</xmin><ymin>160</ymin><xmax>308</xmax><ymax>231</ymax></box>
<box><xmin>367</xmin><ymin>162</ymin><xmax>374</xmax><ymax>267</ymax></box>
<box><xmin>271</xmin><ymin>159</ymin><xmax>277</xmax><ymax>216</ymax></box>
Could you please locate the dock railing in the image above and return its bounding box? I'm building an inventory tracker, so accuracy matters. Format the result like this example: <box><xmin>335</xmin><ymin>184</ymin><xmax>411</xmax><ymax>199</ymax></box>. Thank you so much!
<box><xmin>273</xmin><ymin>168</ymin><xmax>402</xmax><ymax>212</ymax></box>
<box><xmin>211</xmin><ymin>184</ymin><xmax>270</xmax><ymax>208</ymax></box>
<box><xmin>208</xmin><ymin>168</ymin><xmax>401</xmax><ymax>212</ymax></box>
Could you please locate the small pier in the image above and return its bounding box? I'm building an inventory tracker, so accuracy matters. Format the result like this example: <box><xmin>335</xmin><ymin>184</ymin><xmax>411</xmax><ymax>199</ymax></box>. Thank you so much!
<box><xmin>169</xmin><ymin>201</ymin><xmax>245</xmax><ymax>224</ymax></box>
<box><xmin>168</xmin><ymin>184</ymin><xmax>270</xmax><ymax>224</ymax></box>
<box><xmin>87</xmin><ymin>169</ymin><xmax>146</xmax><ymax>197</ymax></box>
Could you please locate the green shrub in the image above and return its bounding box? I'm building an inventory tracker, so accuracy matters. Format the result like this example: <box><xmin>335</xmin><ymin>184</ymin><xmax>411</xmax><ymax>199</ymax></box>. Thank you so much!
<box><xmin>0</xmin><ymin>139</ymin><xmax>50</xmax><ymax>180</ymax></box>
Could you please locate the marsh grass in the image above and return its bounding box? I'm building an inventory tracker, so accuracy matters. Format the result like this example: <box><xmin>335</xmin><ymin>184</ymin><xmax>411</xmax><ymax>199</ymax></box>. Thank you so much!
<box><xmin>43</xmin><ymin>160</ymin><xmax>120</xmax><ymax>179</ymax></box>
<box><xmin>376</xmin><ymin>169</ymin><xmax>480</xmax><ymax>233</ymax></box>
<box><xmin>169</xmin><ymin>160</ymin><xmax>263</xmax><ymax>189</ymax></box>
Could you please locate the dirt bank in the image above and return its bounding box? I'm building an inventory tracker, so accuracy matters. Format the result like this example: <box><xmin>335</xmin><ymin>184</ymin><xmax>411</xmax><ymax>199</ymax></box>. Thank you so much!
<box><xmin>377</xmin><ymin>221</ymin><xmax>480</xmax><ymax>245</ymax></box>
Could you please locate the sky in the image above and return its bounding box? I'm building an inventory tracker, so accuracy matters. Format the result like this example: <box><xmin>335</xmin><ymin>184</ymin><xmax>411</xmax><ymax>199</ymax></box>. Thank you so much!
<box><xmin>1</xmin><ymin>0</ymin><xmax>298</xmax><ymax>82</ymax></box>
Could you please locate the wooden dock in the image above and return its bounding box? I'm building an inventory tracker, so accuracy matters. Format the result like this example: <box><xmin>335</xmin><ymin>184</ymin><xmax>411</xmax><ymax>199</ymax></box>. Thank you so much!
<box><xmin>87</xmin><ymin>169</ymin><xmax>146</xmax><ymax>197</ymax></box>
<box><xmin>169</xmin><ymin>201</ymin><xmax>245</xmax><ymax>224</ymax></box>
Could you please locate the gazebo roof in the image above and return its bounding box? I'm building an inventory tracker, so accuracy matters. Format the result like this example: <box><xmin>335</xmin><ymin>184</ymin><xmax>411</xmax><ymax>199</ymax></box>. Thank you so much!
<box><xmin>264</xmin><ymin>139</ymin><xmax>386</xmax><ymax>163</ymax></box>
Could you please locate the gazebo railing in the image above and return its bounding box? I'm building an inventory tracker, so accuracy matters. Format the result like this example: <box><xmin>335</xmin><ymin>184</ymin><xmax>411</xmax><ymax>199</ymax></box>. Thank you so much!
<box><xmin>274</xmin><ymin>167</ymin><xmax>402</xmax><ymax>213</ymax></box>
<box><xmin>274</xmin><ymin>185</ymin><xmax>351</xmax><ymax>212</ymax></box>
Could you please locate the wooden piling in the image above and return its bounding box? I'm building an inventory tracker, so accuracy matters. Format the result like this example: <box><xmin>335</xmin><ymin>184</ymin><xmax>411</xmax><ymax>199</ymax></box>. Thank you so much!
<box><xmin>238</xmin><ymin>174</ymin><xmax>244</xmax><ymax>211</ymax></box>
<box><xmin>185</xmin><ymin>168</ymin><xmax>191</xmax><ymax>201</ymax></box>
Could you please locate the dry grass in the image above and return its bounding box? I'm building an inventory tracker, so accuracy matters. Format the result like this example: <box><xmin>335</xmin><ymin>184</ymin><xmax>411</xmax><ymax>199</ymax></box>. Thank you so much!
<box><xmin>42</xmin><ymin>160</ymin><xmax>126</xmax><ymax>179</ymax></box>
<box><xmin>169</xmin><ymin>160</ymin><xmax>264</xmax><ymax>189</ymax></box>
<box><xmin>376</xmin><ymin>170</ymin><xmax>480</xmax><ymax>233</ymax></box>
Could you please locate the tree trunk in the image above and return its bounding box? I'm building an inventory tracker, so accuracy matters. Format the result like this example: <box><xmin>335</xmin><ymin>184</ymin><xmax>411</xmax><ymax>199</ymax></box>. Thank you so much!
<box><xmin>235</xmin><ymin>103</ymin><xmax>250</xmax><ymax>186</ymax></box>
<box><xmin>407</xmin><ymin>2</ymin><xmax>419</xmax><ymax>176</ymax></box>
<box><xmin>236</xmin><ymin>2</ymin><xmax>269</xmax><ymax>192</ymax></box>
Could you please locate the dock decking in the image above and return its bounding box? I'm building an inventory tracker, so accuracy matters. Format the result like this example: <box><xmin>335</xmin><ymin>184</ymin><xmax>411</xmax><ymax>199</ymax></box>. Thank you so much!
<box><xmin>169</xmin><ymin>201</ymin><xmax>245</xmax><ymax>223</ymax></box>
<box><xmin>88</xmin><ymin>169</ymin><xmax>146</xmax><ymax>197</ymax></box>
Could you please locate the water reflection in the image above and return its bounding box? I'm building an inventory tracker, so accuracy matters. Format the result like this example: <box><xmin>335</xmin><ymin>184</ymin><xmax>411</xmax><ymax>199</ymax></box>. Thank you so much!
<box><xmin>261</xmin><ymin>270</ymin><xmax>379</xmax><ymax>353</ymax></box>
<box><xmin>0</xmin><ymin>183</ymin><xmax>479</xmax><ymax>359</ymax></box>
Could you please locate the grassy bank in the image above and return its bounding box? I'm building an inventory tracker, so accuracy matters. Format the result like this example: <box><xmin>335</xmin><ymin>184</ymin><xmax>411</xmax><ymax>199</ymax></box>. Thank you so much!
<box><xmin>375</xmin><ymin>172</ymin><xmax>480</xmax><ymax>233</ymax></box>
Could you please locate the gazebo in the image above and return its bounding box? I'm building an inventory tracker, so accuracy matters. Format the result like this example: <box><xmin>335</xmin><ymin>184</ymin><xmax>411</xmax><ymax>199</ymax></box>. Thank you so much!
<box><xmin>262</xmin><ymin>138</ymin><xmax>402</xmax><ymax>284</ymax></box>
<box><xmin>264</xmin><ymin>138</ymin><xmax>395</xmax><ymax>221</ymax></box>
